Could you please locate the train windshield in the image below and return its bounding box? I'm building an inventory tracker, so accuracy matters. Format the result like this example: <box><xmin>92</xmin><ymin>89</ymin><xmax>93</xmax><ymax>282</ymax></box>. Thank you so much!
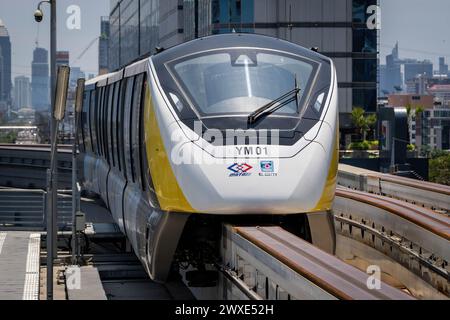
<box><xmin>169</xmin><ymin>49</ymin><xmax>317</xmax><ymax>117</ymax></box>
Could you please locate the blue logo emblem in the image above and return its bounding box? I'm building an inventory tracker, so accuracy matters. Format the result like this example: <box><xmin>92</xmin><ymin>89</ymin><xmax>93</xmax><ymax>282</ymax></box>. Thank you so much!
<box><xmin>260</xmin><ymin>161</ymin><xmax>274</xmax><ymax>173</ymax></box>
<box><xmin>227</xmin><ymin>163</ymin><xmax>253</xmax><ymax>177</ymax></box>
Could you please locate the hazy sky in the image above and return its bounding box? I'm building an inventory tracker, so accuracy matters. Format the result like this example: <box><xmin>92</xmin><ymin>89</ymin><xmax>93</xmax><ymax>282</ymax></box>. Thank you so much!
<box><xmin>0</xmin><ymin>0</ymin><xmax>109</xmax><ymax>79</ymax></box>
<box><xmin>380</xmin><ymin>0</ymin><xmax>450</xmax><ymax>65</ymax></box>
<box><xmin>1</xmin><ymin>0</ymin><xmax>449</xmax><ymax>80</ymax></box>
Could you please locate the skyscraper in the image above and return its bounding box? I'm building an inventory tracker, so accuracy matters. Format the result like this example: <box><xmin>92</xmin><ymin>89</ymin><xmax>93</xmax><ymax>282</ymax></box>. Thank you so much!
<box><xmin>99</xmin><ymin>16</ymin><xmax>110</xmax><ymax>75</ymax></box>
<box><xmin>404</xmin><ymin>60</ymin><xmax>433</xmax><ymax>82</ymax></box>
<box><xmin>384</xmin><ymin>42</ymin><xmax>402</xmax><ymax>94</ymax></box>
<box><xmin>31</xmin><ymin>47</ymin><xmax>50</xmax><ymax>112</ymax></box>
<box><xmin>0</xmin><ymin>18</ymin><xmax>12</xmax><ymax>105</ymax></box>
<box><xmin>439</xmin><ymin>57</ymin><xmax>449</xmax><ymax>76</ymax></box>
<box><xmin>0</xmin><ymin>47</ymin><xmax>3</xmax><ymax>103</ymax></box>
<box><xmin>14</xmin><ymin>76</ymin><xmax>31</xmax><ymax>109</ymax></box>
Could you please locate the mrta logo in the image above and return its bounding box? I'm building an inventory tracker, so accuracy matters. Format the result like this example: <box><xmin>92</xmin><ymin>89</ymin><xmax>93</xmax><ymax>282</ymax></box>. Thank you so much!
<box><xmin>228</xmin><ymin>163</ymin><xmax>253</xmax><ymax>177</ymax></box>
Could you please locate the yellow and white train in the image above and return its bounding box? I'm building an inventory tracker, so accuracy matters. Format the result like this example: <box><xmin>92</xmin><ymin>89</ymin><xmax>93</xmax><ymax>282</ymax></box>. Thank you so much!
<box><xmin>79</xmin><ymin>33</ymin><xmax>338</xmax><ymax>282</ymax></box>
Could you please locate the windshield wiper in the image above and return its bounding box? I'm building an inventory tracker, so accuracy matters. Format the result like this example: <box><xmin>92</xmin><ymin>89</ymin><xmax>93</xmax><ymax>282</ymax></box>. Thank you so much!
<box><xmin>247</xmin><ymin>86</ymin><xmax>300</xmax><ymax>124</ymax></box>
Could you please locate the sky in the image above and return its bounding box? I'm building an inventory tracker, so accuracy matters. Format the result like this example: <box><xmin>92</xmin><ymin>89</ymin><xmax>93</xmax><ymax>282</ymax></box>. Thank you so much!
<box><xmin>379</xmin><ymin>0</ymin><xmax>450</xmax><ymax>66</ymax></box>
<box><xmin>0</xmin><ymin>0</ymin><xmax>109</xmax><ymax>79</ymax></box>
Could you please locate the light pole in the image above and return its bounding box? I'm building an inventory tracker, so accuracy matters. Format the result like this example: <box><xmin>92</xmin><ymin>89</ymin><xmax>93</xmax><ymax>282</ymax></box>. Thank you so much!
<box><xmin>72</xmin><ymin>78</ymin><xmax>85</xmax><ymax>265</ymax></box>
<box><xmin>34</xmin><ymin>0</ymin><xmax>58</xmax><ymax>300</ymax></box>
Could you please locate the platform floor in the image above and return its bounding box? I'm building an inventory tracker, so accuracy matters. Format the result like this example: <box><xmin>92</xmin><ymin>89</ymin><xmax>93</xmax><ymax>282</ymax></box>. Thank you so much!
<box><xmin>0</xmin><ymin>231</ymin><xmax>40</xmax><ymax>300</ymax></box>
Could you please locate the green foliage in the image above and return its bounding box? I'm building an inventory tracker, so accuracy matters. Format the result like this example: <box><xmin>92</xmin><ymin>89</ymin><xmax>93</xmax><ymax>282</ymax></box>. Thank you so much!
<box><xmin>348</xmin><ymin>140</ymin><xmax>370</xmax><ymax>150</ymax></box>
<box><xmin>0</xmin><ymin>132</ymin><xmax>18</xmax><ymax>144</ymax></box>
<box><xmin>367</xmin><ymin>140</ymin><xmax>379</xmax><ymax>150</ymax></box>
<box><xmin>351</xmin><ymin>107</ymin><xmax>365</xmax><ymax>128</ymax></box>
<box><xmin>430</xmin><ymin>149</ymin><xmax>449</xmax><ymax>159</ymax></box>
<box><xmin>351</xmin><ymin>107</ymin><xmax>377</xmax><ymax>140</ymax></box>
<box><xmin>405</xmin><ymin>103</ymin><xmax>412</xmax><ymax>117</ymax></box>
<box><xmin>407</xmin><ymin>144</ymin><xmax>416</xmax><ymax>151</ymax></box>
<box><xmin>347</xmin><ymin>140</ymin><xmax>378</xmax><ymax>151</ymax></box>
<box><xmin>415</xmin><ymin>106</ymin><xmax>425</xmax><ymax>116</ymax></box>
<box><xmin>429</xmin><ymin>152</ymin><xmax>450</xmax><ymax>186</ymax></box>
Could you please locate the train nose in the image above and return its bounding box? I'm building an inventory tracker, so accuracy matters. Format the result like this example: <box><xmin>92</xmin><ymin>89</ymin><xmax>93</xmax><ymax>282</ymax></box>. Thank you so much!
<box><xmin>172</xmin><ymin>141</ymin><xmax>330</xmax><ymax>214</ymax></box>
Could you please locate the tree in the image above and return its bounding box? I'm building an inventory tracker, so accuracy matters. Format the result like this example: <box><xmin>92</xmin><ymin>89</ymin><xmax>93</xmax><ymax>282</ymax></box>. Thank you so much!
<box><xmin>429</xmin><ymin>152</ymin><xmax>450</xmax><ymax>186</ymax></box>
<box><xmin>0</xmin><ymin>131</ymin><xmax>17</xmax><ymax>144</ymax></box>
<box><xmin>351</xmin><ymin>107</ymin><xmax>377</xmax><ymax>141</ymax></box>
<box><xmin>415</xmin><ymin>106</ymin><xmax>425</xmax><ymax>116</ymax></box>
<box><xmin>405</xmin><ymin>103</ymin><xmax>412</xmax><ymax>118</ymax></box>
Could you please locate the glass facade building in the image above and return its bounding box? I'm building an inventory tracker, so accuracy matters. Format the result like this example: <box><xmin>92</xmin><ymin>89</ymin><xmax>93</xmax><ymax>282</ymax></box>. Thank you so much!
<box><xmin>404</xmin><ymin>61</ymin><xmax>433</xmax><ymax>82</ymax></box>
<box><xmin>31</xmin><ymin>47</ymin><xmax>50</xmax><ymax>112</ymax></box>
<box><xmin>0</xmin><ymin>19</ymin><xmax>11</xmax><ymax>106</ymax></box>
<box><xmin>99</xmin><ymin>16</ymin><xmax>111</xmax><ymax>74</ymax></box>
<box><xmin>352</xmin><ymin>0</ymin><xmax>378</xmax><ymax>114</ymax></box>
<box><xmin>108</xmin><ymin>0</ymin><xmax>379</xmax><ymax>141</ymax></box>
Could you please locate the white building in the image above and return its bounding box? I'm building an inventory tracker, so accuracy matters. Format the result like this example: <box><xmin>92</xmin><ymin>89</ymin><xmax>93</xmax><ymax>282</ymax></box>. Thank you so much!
<box><xmin>14</xmin><ymin>76</ymin><xmax>31</xmax><ymax>110</ymax></box>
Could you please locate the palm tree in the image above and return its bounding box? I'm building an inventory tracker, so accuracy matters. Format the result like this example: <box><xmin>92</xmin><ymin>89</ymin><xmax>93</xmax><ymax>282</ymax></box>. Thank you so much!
<box><xmin>351</xmin><ymin>107</ymin><xmax>377</xmax><ymax>141</ymax></box>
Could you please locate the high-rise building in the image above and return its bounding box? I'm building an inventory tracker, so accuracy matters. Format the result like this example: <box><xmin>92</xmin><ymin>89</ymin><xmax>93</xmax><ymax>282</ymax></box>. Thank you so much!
<box><xmin>0</xmin><ymin>46</ymin><xmax>3</xmax><ymax>102</ymax></box>
<box><xmin>99</xmin><ymin>16</ymin><xmax>110</xmax><ymax>75</ymax></box>
<box><xmin>439</xmin><ymin>57</ymin><xmax>449</xmax><ymax>76</ymax></box>
<box><xmin>404</xmin><ymin>60</ymin><xmax>433</xmax><ymax>82</ymax></box>
<box><xmin>379</xmin><ymin>64</ymin><xmax>388</xmax><ymax>95</ymax></box>
<box><xmin>381</xmin><ymin>43</ymin><xmax>435</xmax><ymax>95</ymax></box>
<box><xmin>406</xmin><ymin>73</ymin><xmax>428</xmax><ymax>95</ymax></box>
<box><xmin>31</xmin><ymin>47</ymin><xmax>50</xmax><ymax>112</ymax></box>
<box><xmin>14</xmin><ymin>76</ymin><xmax>31</xmax><ymax>109</ymax></box>
<box><xmin>109</xmin><ymin>0</ymin><xmax>380</xmax><ymax>143</ymax></box>
<box><xmin>384</xmin><ymin>42</ymin><xmax>402</xmax><ymax>94</ymax></box>
<box><xmin>0</xmin><ymin>18</ymin><xmax>12</xmax><ymax>105</ymax></box>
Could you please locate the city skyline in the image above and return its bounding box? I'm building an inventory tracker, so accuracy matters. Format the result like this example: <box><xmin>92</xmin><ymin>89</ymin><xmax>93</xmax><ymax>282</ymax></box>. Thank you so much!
<box><xmin>380</xmin><ymin>0</ymin><xmax>450</xmax><ymax>68</ymax></box>
<box><xmin>0</xmin><ymin>0</ymin><xmax>109</xmax><ymax>80</ymax></box>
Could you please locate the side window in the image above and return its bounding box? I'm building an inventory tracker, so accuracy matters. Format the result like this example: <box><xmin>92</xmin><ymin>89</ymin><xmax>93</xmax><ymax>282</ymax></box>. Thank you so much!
<box><xmin>139</xmin><ymin>78</ymin><xmax>148</xmax><ymax>191</ymax></box>
<box><xmin>103</xmin><ymin>85</ymin><xmax>111</xmax><ymax>165</ymax></box>
<box><xmin>108</xmin><ymin>83</ymin><xmax>116</xmax><ymax>167</ymax></box>
<box><xmin>95</xmin><ymin>88</ymin><xmax>102</xmax><ymax>156</ymax></box>
<box><xmin>97</xmin><ymin>87</ymin><xmax>104</xmax><ymax>157</ymax></box>
<box><xmin>123</xmin><ymin>76</ymin><xmax>135</xmax><ymax>182</ymax></box>
<box><xmin>131</xmin><ymin>73</ymin><xmax>145</xmax><ymax>186</ymax></box>
<box><xmin>118</xmin><ymin>79</ymin><xmax>127</xmax><ymax>179</ymax></box>
<box><xmin>89</xmin><ymin>90</ymin><xmax>97</xmax><ymax>155</ymax></box>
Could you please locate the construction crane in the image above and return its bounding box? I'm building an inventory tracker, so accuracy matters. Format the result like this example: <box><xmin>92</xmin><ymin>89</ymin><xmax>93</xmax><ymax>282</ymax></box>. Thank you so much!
<box><xmin>73</xmin><ymin>32</ymin><xmax>109</xmax><ymax>65</ymax></box>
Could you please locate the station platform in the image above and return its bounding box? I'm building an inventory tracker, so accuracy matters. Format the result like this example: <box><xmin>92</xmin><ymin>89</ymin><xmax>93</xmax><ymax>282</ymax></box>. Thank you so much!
<box><xmin>66</xmin><ymin>266</ymin><xmax>107</xmax><ymax>300</ymax></box>
<box><xmin>0</xmin><ymin>231</ymin><xmax>40</xmax><ymax>300</ymax></box>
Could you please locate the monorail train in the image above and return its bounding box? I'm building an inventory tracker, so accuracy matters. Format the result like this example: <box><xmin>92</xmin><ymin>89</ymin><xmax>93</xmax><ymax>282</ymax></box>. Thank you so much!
<box><xmin>78</xmin><ymin>33</ymin><xmax>338</xmax><ymax>283</ymax></box>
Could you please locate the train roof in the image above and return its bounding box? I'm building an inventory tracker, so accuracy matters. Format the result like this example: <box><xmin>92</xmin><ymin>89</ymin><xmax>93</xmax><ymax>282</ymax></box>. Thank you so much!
<box><xmin>152</xmin><ymin>33</ymin><xmax>331</xmax><ymax>66</ymax></box>
<box><xmin>84</xmin><ymin>33</ymin><xmax>331</xmax><ymax>90</ymax></box>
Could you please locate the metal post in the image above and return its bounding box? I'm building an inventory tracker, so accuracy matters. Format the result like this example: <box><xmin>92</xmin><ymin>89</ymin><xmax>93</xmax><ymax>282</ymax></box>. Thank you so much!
<box><xmin>71</xmin><ymin>111</ymin><xmax>79</xmax><ymax>265</ymax></box>
<box><xmin>45</xmin><ymin>168</ymin><xmax>53</xmax><ymax>300</ymax></box>
<box><xmin>46</xmin><ymin>0</ymin><xmax>57</xmax><ymax>300</ymax></box>
<box><xmin>50</xmin><ymin>0</ymin><xmax>58</xmax><ymax>260</ymax></box>
<box><xmin>72</xmin><ymin>78</ymin><xmax>84</xmax><ymax>264</ymax></box>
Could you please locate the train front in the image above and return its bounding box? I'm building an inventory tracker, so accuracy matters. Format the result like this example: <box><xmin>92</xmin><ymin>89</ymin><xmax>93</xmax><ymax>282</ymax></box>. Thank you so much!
<box><xmin>145</xmin><ymin>33</ymin><xmax>338</xmax><ymax>216</ymax></box>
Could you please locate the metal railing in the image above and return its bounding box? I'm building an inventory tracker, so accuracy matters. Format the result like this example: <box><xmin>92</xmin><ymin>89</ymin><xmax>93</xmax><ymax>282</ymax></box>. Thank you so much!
<box><xmin>0</xmin><ymin>189</ymin><xmax>72</xmax><ymax>231</ymax></box>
